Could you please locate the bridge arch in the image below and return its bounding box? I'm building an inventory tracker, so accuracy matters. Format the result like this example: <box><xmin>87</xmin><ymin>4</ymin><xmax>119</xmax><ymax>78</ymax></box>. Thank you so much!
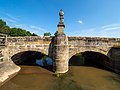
<box><xmin>69</xmin><ymin>50</ymin><xmax>112</xmax><ymax>70</ymax></box>
<box><xmin>8</xmin><ymin>47</ymin><xmax>48</xmax><ymax>60</ymax></box>
<box><xmin>10</xmin><ymin>50</ymin><xmax>53</xmax><ymax>72</ymax></box>
<box><xmin>68</xmin><ymin>46</ymin><xmax>111</xmax><ymax>60</ymax></box>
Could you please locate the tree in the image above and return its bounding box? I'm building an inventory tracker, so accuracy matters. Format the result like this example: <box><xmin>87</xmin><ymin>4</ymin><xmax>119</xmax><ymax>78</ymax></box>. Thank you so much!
<box><xmin>32</xmin><ymin>33</ymin><xmax>38</xmax><ymax>36</ymax></box>
<box><xmin>0</xmin><ymin>26</ymin><xmax>10</xmax><ymax>34</ymax></box>
<box><xmin>54</xmin><ymin>31</ymin><xmax>58</xmax><ymax>36</ymax></box>
<box><xmin>0</xmin><ymin>19</ymin><xmax>6</xmax><ymax>29</ymax></box>
<box><xmin>0</xmin><ymin>19</ymin><xmax>38</xmax><ymax>36</ymax></box>
<box><xmin>9</xmin><ymin>28</ymin><xmax>18</xmax><ymax>36</ymax></box>
<box><xmin>44</xmin><ymin>32</ymin><xmax>51</xmax><ymax>36</ymax></box>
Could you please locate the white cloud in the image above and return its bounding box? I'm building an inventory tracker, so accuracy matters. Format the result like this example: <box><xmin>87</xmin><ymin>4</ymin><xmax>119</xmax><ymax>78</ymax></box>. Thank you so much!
<box><xmin>14</xmin><ymin>24</ymin><xmax>23</xmax><ymax>27</ymax></box>
<box><xmin>77</xmin><ymin>23</ymin><xmax>120</xmax><ymax>38</ymax></box>
<box><xmin>104</xmin><ymin>26</ymin><xmax>120</xmax><ymax>31</ymax></box>
<box><xmin>78</xmin><ymin>20</ymin><xmax>83</xmax><ymax>24</ymax></box>
<box><xmin>6</xmin><ymin>14</ymin><xmax>19</xmax><ymax>21</ymax></box>
<box><xmin>1</xmin><ymin>13</ymin><xmax>19</xmax><ymax>23</ymax></box>
<box><xmin>101</xmin><ymin>24</ymin><xmax>119</xmax><ymax>29</ymax></box>
<box><xmin>101</xmin><ymin>23</ymin><xmax>120</xmax><ymax>32</ymax></box>
<box><xmin>1</xmin><ymin>17</ymin><xmax>16</xmax><ymax>23</ymax></box>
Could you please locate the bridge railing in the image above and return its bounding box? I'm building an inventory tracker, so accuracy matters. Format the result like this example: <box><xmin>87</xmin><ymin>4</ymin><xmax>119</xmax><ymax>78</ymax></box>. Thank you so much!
<box><xmin>0</xmin><ymin>33</ymin><xmax>7</xmax><ymax>46</ymax></box>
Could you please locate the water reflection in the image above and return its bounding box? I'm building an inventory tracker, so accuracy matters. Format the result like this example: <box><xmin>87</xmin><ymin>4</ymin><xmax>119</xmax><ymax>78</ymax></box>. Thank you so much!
<box><xmin>36</xmin><ymin>57</ymin><xmax>53</xmax><ymax>66</ymax></box>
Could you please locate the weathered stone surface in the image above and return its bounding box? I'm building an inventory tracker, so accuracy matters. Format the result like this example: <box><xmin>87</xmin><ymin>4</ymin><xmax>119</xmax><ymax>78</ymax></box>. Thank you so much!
<box><xmin>53</xmin><ymin>35</ymin><xmax>69</xmax><ymax>73</ymax></box>
<box><xmin>109</xmin><ymin>47</ymin><xmax>120</xmax><ymax>73</ymax></box>
<box><xmin>0</xmin><ymin>62</ymin><xmax>20</xmax><ymax>86</ymax></box>
<box><xmin>7</xmin><ymin>36</ymin><xmax>52</xmax><ymax>59</ymax></box>
<box><xmin>68</xmin><ymin>36</ymin><xmax>120</xmax><ymax>59</ymax></box>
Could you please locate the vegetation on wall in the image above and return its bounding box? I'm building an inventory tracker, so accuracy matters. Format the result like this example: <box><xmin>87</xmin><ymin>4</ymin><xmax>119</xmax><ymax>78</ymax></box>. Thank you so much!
<box><xmin>0</xmin><ymin>19</ymin><xmax>38</xmax><ymax>36</ymax></box>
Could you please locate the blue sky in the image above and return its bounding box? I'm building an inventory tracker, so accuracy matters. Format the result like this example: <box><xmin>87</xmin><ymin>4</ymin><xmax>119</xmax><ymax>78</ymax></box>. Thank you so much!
<box><xmin>0</xmin><ymin>0</ymin><xmax>120</xmax><ymax>37</ymax></box>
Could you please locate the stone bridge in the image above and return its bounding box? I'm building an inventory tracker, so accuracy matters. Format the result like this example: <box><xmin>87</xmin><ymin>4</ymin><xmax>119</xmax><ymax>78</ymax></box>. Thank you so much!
<box><xmin>0</xmin><ymin>9</ymin><xmax>120</xmax><ymax>73</ymax></box>
<box><xmin>6</xmin><ymin>36</ymin><xmax>120</xmax><ymax>59</ymax></box>
<box><xmin>4</xmin><ymin>35</ymin><xmax>120</xmax><ymax>73</ymax></box>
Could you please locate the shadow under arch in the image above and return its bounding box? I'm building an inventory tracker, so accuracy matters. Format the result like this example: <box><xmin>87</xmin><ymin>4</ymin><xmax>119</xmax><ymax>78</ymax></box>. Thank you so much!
<box><xmin>69</xmin><ymin>51</ymin><xmax>113</xmax><ymax>72</ymax></box>
<box><xmin>11</xmin><ymin>50</ymin><xmax>53</xmax><ymax>72</ymax></box>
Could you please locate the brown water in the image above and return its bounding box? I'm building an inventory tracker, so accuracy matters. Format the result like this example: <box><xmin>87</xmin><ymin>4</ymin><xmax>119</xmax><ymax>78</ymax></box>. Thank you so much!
<box><xmin>1</xmin><ymin>65</ymin><xmax>120</xmax><ymax>90</ymax></box>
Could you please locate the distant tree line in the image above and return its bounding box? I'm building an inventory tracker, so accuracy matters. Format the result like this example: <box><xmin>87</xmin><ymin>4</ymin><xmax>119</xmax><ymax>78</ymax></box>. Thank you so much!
<box><xmin>0</xmin><ymin>19</ymin><xmax>38</xmax><ymax>36</ymax></box>
<box><xmin>44</xmin><ymin>31</ymin><xmax>58</xmax><ymax>36</ymax></box>
<box><xmin>44</xmin><ymin>32</ymin><xmax>51</xmax><ymax>36</ymax></box>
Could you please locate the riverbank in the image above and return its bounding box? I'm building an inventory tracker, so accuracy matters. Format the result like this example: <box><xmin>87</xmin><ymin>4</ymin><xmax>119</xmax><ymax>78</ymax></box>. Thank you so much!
<box><xmin>0</xmin><ymin>62</ymin><xmax>21</xmax><ymax>86</ymax></box>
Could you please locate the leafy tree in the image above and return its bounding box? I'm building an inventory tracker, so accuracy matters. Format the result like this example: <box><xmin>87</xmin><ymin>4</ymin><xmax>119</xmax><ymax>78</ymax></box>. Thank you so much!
<box><xmin>0</xmin><ymin>19</ymin><xmax>38</xmax><ymax>36</ymax></box>
<box><xmin>44</xmin><ymin>32</ymin><xmax>51</xmax><ymax>36</ymax></box>
<box><xmin>54</xmin><ymin>31</ymin><xmax>58</xmax><ymax>36</ymax></box>
<box><xmin>26</xmin><ymin>31</ymin><xmax>33</xmax><ymax>36</ymax></box>
<box><xmin>0</xmin><ymin>26</ymin><xmax>10</xmax><ymax>34</ymax></box>
<box><xmin>9</xmin><ymin>28</ymin><xmax>34</xmax><ymax>36</ymax></box>
<box><xmin>10</xmin><ymin>28</ymin><xmax>18</xmax><ymax>36</ymax></box>
<box><xmin>32</xmin><ymin>33</ymin><xmax>38</xmax><ymax>36</ymax></box>
<box><xmin>0</xmin><ymin>19</ymin><xmax>6</xmax><ymax>28</ymax></box>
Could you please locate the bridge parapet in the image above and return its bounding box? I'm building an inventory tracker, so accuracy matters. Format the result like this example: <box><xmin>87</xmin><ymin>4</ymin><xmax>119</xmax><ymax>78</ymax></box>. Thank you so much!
<box><xmin>7</xmin><ymin>36</ymin><xmax>52</xmax><ymax>43</ymax></box>
<box><xmin>68</xmin><ymin>36</ymin><xmax>120</xmax><ymax>47</ymax></box>
<box><xmin>7</xmin><ymin>36</ymin><xmax>52</xmax><ymax>59</ymax></box>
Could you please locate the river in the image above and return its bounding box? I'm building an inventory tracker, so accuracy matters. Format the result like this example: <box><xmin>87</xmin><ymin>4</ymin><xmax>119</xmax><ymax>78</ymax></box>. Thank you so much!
<box><xmin>1</xmin><ymin>65</ymin><xmax>120</xmax><ymax>90</ymax></box>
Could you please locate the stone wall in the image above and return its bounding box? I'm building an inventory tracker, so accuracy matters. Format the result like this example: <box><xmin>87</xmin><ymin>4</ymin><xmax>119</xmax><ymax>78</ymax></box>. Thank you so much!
<box><xmin>0</xmin><ymin>34</ymin><xmax>7</xmax><ymax>63</ymax></box>
<box><xmin>0</xmin><ymin>47</ymin><xmax>4</xmax><ymax>62</ymax></box>
<box><xmin>109</xmin><ymin>47</ymin><xmax>120</xmax><ymax>73</ymax></box>
<box><xmin>68</xmin><ymin>36</ymin><xmax>120</xmax><ymax>59</ymax></box>
<box><xmin>7</xmin><ymin>36</ymin><xmax>52</xmax><ymax>60</ymax></box>
<box><xmin>0</xmin><ymin>62</ymin><xmax>20</xmax><ymax>86</ymax></box>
